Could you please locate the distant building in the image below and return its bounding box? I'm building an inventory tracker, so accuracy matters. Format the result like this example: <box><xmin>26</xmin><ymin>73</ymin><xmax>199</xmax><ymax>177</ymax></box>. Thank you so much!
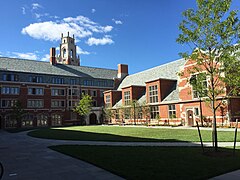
<box><xmin>0</xmin><ymin>33</ymin><xmax>127</xmax><ymax>129</ymax></box>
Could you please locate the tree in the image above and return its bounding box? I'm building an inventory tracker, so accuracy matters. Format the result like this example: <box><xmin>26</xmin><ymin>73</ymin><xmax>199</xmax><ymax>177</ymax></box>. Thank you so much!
<box><xmin>11</xmin><ymin>101</ymin><xmax>26</xmax><ymax>128</ymax></box>
<box><xmin>74</xmin><ymin>94</ymin><xmax>93</xmax><ymax>122</ymax></box>
<box><xmin>103</xmin><ymin>107</ymin><xmax>114</xmax><ymax>123</ymax></box>
<box><xmin>177</xmin><ymin>0</ymin><xmax>240</xmax><ymax>151</ymax></box>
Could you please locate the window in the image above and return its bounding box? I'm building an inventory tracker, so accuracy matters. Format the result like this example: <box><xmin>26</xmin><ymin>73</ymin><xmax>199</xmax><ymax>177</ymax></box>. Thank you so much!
<box><xmin>27</xmin><ymin>100</ymin><xmax>43</xmax><ymax>108</ymax></box>
<box><xmin>37</xmin><ymin>114</ymin><xmax>48</xmax><ymax>126</ymax></box>
<box><xmin>51</xmin><ymin>100</ymin><xmax>65</xmax><ymax>108</ymax></box>
<box><xmin>105</xmin><ymin>95</ymin><xmax>111</xmax><ymax>107</ymax></box>
<box><xmin>137</xmin><ymin>107</ymin><xmax>143</xmax><ymax>119</ymax></box>
<box><xmin>97</xmin><ymin>81</ymin><xmax>107</xmax><ymax>87</ymax></box>
<box><xmin>83</xmin><ymin>80</ymin><xmax>93</xmax><ymax>86</ymax></box>
<box><xmin>190</xmin><ymin>73</ymin><xmax>208</xmax><ymax>98</ymax></box>
<box><xmin>51</xmin><ymin>89</ymin><xmax>65</xmax><ymax>96</ymax></box>
<box><xmin>63</xmin><ymin>49</ymin><xmax>66</xmax><ymax>57</ymax></box>
<box><xmin>51</xmin><ymin>114</ymin><xmax>62</xmax><ymax>126</ymax></box>
<box><xmin>149</xmin><ymin>85</ymin><xmax>158</xmax><ymax>103</ymax></box>
<box><xmin>91</xmin><ymin>90</ymin><xmax>97</xmax><ymax>97</ymax></box>
<box><xmin>52</xmin><ymin>77</ymin><xmax>64</xmax><ymax>84</ymax></box>
<box><xmin>1</xmin><ymin>99</ymin><xmax>17</xmax><ymax>108</ymax></box>
<box><xmin>29</xmin><ymin>76</ymin><xmax>43</xmax><ymax>83</ymax></box>
<box><xmin>70</xmin><ymin>79</ymin><xmax>76</xmax><ymax>85</ymax></box>
<box><xmin>71</xmin><ymin>49</ymin><xmax>73</xmax><ymax>58</ymax></box>
<box><xmin>68</xmin><ymin>88</ymin><xmax>78</xmax><ymax>96</ymax></box>
<box><xmin>194</xmin><ymin>107</ymin><xmax>200</xmax><ymax>116</ymax></box>
<box><xmin>2</xmin><ymin>74</ymin><xmax>19</xmax><ymax>81</ymax></box>
<box><xmin>100</xmin><ymin>90</ymin><xmax>104</xmax><ymax>97</ymax></box>
<box><xmin>150</xmin><ymin>106</ymin><xmax>159</xmax><ymax>119</ymax></box>
<box><xmin>28</xmin><ymin>87</ymin><xmax>44</xmax><ymax>95</ymax></box>
<box><xmin>22</xmin><ymin>114</ymin><xmax>34</xmax><ymax>127</ymax></box>
<box><xmin>124</xmin><ymin>91</ymin><xmax>131</xmax><ymax>105</ymax></box>
<box><xmin>115</xmin><ymin>109</ymin><xmax>119</xmax><ymax>120</ymax></box>
<box><xmin>81</xmin><ymin>89</ymin><xmax>88</xmax><ymax>95</ymax></box>
<box><xmin>168</xmin><ymin>105</ymin><xmax>176</xmax><ymax>118</ymax></box>
<box><xmin>1</xmin><ymin>87</ymin><xmax>20</xmax><ymax>95</ymax></box>
<box><xmin>68</xmin><ymin>100</ymin><xmax>78</xmax><ymax>108</ymax></box>
<box><xmin>92</xmin><ymin>100</ymin><xmax>97</xmax><ymax>107</ymax></box>
<box><xmin>124</xmin><ymin>108</ymin><xmax>131</xmax><ymax>119</ymax></box>
<box><xmin>5</xmin><ymin>114</ymin><xmax>17</xmax><ymax>128</ymax></box>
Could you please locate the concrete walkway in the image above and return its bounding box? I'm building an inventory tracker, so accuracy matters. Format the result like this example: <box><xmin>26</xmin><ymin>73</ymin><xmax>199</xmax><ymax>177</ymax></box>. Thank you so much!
<box><xmin>0</xmin><ymin>131</ymin><xmax>124</xmax><ymax>180</ymax></box>
<box><xmin>0</xmin><ymin>129</ymin><xmax>239</xmax><ymax>179</ymax></box>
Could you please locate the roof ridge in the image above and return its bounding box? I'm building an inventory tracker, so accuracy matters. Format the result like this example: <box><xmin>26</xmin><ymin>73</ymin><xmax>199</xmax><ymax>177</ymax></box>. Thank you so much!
<box><xmin>128</xmin><ymin>58</ymin><xmax>184</xmax><ymax>77</ymax></box>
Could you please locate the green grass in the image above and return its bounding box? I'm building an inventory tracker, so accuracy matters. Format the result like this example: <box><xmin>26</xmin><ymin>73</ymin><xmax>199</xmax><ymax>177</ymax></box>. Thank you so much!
<box><xmin>50</xmin><ymin>145</ymin><xmax>240</xmax><ymax>180</ymax></box>
<box><xmin>28</xmin><ymin>126</ymin><xmax>240</xmax><ymax>142</ymax></box>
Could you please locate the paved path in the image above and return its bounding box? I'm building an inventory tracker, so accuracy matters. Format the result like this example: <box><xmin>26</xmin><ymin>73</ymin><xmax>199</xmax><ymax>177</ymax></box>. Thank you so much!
<box><xmin>0</xmin><ymin>131</ymin><xmax>124</xmax><ymax>180</ymax></box>
<box><xmin>0</xmin><ymin>129</ymin><xmax>239</xmax><ymax>180</ymax></box>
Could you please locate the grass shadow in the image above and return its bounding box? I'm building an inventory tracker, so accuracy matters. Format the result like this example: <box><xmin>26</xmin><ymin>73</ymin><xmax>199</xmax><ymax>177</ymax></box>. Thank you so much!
<box><xmin>49</xmin><ymin>145</ymin><xmax>240</xmax><ymax>180</ymax></box>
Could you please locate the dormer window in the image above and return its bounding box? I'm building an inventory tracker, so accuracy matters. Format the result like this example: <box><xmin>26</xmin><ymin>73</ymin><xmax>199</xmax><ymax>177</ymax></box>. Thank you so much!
<box><xmin>124</xmin><ymin>91</ymin><xmax>130</xmax><ymax>105</ymax></box>
<box><xmin>149</xmin><ymin>85</ymin><xmax>158</xmax><ymax>103</ymax></box>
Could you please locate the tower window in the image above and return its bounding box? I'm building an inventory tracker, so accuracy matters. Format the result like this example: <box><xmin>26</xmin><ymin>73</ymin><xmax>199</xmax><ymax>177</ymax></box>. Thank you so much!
<box><xmin>63</xmin><ymin>49</ymin><xmax>66</xmax><ymax>57</ymax></box>
<box><xmin>71</xmin><ymin>49</ymin><xmax>73</xmax><ymax>58</ymax></box>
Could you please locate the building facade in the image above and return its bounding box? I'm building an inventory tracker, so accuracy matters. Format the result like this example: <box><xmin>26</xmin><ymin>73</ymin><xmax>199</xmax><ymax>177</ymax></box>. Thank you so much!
<box><xmin>104</xmin><ymin>58</ymin><xmax>240</xmax><ymax>127</ymax></box>
<box><xmin>0</xmin><ymin>33</ymin><xmax>127</xmax><ymax>129</ymax></box>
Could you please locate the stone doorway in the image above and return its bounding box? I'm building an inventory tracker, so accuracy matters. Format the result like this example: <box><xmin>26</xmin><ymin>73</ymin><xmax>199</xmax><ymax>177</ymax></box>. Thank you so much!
<box><xmin>89</xmin><ymin>113</ymin><xmax>97</xmax><ymax>125</ymax></box>
<box><xmin>187</xmin><ymin>109</ymin><xmax>194</xmax><ymax>126</ymax></box>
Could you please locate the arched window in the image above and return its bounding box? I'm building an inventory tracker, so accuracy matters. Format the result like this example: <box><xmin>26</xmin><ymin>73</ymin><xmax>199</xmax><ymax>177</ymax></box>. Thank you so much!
<box><xmin>37</xmin><ymin>114</ymin><xmax>48</xmax><ymax>126</ymax></box>
<box><xmin>70</xmin><ymin>49</ymin><xmax>73</xmax><ymax>58</ymax></box>
<box><xmin>51</xmin><ymin>114</ymin><xmax>62</xmax><ymax>126</ymax></box>
<box><xmin>5</xmin><ymin>114</ymin><xmax>17</xmax><ymax>128</ymax></box>
<box><xmin>22</xmin><ymin>114</ymin><xmax>34</xmax><ymax>127</ymax></box>
<box><xmin>63</xmin><ymin>49</ymin><xmax>66</xmax><ymax>58</ymax></box>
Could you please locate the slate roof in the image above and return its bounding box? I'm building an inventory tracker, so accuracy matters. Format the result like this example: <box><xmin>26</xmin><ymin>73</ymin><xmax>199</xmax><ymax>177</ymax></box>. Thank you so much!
<box><xmin>117</xmin><ymin>58</ymin><xmax>185</xmax><ymax>90</ymax></box>
<box><xmin>0</xmin><ymin>57</ymin><xmax>118</xmax><ymax>80</ymax></box>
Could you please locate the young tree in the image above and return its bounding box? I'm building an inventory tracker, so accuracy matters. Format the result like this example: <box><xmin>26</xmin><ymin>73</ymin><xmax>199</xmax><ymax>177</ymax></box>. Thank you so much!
<box><xmin>11</xmin><ymin>101</ymin><xmax>26</xmax><ymax>128</ymax></box>
<box><xmin>74</xmin><ymin>94</ymin><xmax>93</xmax><ymax>122</ymax></box>
<box><xmin>103</xmin><ymin>107</ymin><xmax>113</xmax><ymax>123</ymax></box>
<box><xmin>177</xmin><ymin>0</ymin><xmax>240</xmax><ymax>151</ymax></box>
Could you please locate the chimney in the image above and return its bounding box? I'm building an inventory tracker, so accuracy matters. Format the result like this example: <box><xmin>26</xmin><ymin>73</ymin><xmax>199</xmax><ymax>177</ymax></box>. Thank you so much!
<box><xmin>117</xmin><ymin>64</ymin><xmax>128</xmax><ymax>79</ymax></box>
<box><xmin>50</xmin><ymin>47</ymin><xmax>56</xmax><ymax>65</ymax></box>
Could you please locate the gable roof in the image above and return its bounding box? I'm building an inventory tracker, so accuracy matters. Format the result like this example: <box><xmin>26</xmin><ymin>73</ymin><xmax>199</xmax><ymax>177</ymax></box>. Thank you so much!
<box><xmin>117</xmin><ymin>58</ymin><xmax>185</xmax><ymax>90</ymax></box>
<box><xmin>0</xmin><ymin>57</ymin><xmax>118</xmax><ymax>80</ymax></box>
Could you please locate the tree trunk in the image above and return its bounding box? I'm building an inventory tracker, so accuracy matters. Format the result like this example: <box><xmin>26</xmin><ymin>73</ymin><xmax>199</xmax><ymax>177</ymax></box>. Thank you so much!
<box><xmin>212</xmin><ymin>102</ymin><xmax>218</xmax><ymax>151</ymax></box>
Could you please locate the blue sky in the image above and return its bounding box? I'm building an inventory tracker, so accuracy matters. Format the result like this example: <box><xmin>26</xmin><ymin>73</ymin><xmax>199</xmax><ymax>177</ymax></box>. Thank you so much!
<box><xmin>0</xmin><ymin>0</ymin><xmax>239</xmax><ymax>74</ymax></box>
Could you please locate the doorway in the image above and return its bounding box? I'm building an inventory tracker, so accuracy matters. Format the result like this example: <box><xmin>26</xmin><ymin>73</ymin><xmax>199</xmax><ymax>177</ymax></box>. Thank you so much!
<box><xmin>89</xmin><ymin>113</ymin><xmax>97</xmax><ymax>125</ymax></box>
<box><xmin>187</xmin><ymin>109</ymin><xmax>194</xmax><ymax>126</ymax></box>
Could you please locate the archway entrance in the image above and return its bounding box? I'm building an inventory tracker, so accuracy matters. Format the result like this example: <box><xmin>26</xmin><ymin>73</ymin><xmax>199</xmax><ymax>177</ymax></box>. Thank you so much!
<box><xmin>187</xmin><ymin>109</ymin><xmax>194</xmax><ymax>126</ymax></box>
<box><xmin>89</xmin><ymin>113</ymin><xmax>97</xmax><ymax>125</ymax></box>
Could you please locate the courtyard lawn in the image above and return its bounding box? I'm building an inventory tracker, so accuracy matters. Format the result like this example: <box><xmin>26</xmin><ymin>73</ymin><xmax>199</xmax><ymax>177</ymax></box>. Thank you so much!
<box><xmin>50</xmin><ymin>145</ymin><xmax>240</xmax><ymax>180</ymax></box>
<box><xmin>28</xmin><ymin>126</ymin><xmax>240</xmax><ymax>142</ymax></box>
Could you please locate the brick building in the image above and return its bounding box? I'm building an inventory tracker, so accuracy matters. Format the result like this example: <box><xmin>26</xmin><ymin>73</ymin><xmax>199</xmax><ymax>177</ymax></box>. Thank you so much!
<box><xmin>104</xmin><ymin>58</ymin><xmax>240</xmax><ymax>127</ymax></box>
<box><xmin>0</xmin><ymin>33</ymin><xmax>127</xmax><ymax>129</ymax></box>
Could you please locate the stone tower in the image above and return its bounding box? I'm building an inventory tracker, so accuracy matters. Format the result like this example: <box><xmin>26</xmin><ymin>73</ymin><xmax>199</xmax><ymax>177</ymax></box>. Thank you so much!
<box><xmin>57</xmin><ymin>32</ymin><xmax>80</xmax><ymax>66</ymax></box>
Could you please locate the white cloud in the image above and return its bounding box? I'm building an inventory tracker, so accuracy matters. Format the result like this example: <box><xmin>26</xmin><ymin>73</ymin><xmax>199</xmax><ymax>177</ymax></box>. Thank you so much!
<box><xmin>86</xmin><ymin>35</ymin><xmax>114</xmax><ymax>46</ymax></box>
<box><xmin>22</xmin><ymin>7</ymin><xmax>26</xmax><ymax>15</ymax></box>
<box><xmin>91</xmin><ymin>9</ymin><xmax>96</xmax><ymax>13</ymax></box>
<box><xmin>22</xmin><ymin>15</ymin><xmax>113</xmax><ymax>42</ymax></box>
<box><xmin>12</xmin><ymin>52</ymin><xmax>38</xmax><ymax>60</ymax></box>
<box><xmin>40</xmin><ymin>54</ymin><xmax>50</xmax><ymax>61</ymax></box>
<box><xmin>112</xmin><ymin>19</ymin><xmax>123</xmax><ymax>25</ymax></box>
<box><xmin>76</xmin><ymin>46</ymin><xmax>90</xmax><ymax>55</ymax></box>
<box><xmin>32</xmin><ymin>3</ymin><xmax>42</xmax><ymax>10</ymax></box>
